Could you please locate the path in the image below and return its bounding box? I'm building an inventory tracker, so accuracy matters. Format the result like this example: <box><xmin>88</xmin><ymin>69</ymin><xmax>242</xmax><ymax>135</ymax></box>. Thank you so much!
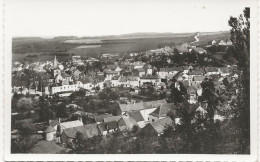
<box><xmin>191</xmin><ymin>32</ymin><xmax>200</xmax><ymax>43</ymax></box>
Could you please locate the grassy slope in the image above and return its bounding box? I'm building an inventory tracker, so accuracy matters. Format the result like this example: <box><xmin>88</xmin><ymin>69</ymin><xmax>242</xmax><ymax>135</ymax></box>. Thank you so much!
<box><xmin>12</xmin><ymin>31</ymin><xmax>231</xmax><ymax>62</ymax></box>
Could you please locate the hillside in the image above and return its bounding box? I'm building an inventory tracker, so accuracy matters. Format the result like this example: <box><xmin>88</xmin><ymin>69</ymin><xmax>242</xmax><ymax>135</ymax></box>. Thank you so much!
<box><xmin>12</xmin><ymin>31</ymin><xmax>231</xmax><ymax>62</ymax></box>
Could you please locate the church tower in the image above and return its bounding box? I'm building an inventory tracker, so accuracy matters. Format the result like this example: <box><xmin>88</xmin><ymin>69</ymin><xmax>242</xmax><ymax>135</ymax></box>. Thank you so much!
<box><xmin>53</xmin><ymin>55</ymin><xmax>57</xmax><ymax>68</ymax></box>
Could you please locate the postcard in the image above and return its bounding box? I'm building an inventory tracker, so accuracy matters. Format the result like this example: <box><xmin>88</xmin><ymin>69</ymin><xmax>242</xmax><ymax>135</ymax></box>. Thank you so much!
<box><xmin>2</xmin><ymin>0</ymin><xmax>259</xmax><ymax>161</ymax></box>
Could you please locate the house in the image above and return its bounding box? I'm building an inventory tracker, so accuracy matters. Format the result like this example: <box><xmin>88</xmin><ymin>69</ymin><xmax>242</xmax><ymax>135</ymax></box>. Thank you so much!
<box><xmin>72</xmin><ymin>69</ymin><xmax>82</xmax><ymax>79</ymax></box>
<box><xmin>118</xmin><ymin>76</ymin><xmax>128</xmax><ymax>87</ymax></box>
<box><xmin>204</xmin><ymin>67</ymin><xmax>219</xmax><ymax>76</ymax></box>
<box><xmin>49</xmin><ymin>84</ymin><xmax>79</xmax><ymax>95</ymax></box>
<box><xmin>182</xmin><ymin>66</ymin><xmax>190</xmax><ymax>74</ymax></box>
<box><xmin>194</xmin><ymin>106</ymin><xmax>208</xmax><ymax>119</ymax></box>
<box><xmin>115</xmin><ymin>66</ymin><xmax>123</xmax><ymax>72</ymax></box>
<box><xmin>127</xmin><ymin>76</ymin><xmax>140</xmax><ymax>87</ymax></box>
<box><xmin>103</xmin><ymin>115</ymin><xmax>122</xmax><ymax>123</ymax></box>
<box><xmin>187</xmin><ymin>86</ymin><xmax>197</xmax><ymax>103</ymax></box>
<box><xmin>118</xmin><ymin>116</ymin><xmax>138</xmax><ymax>131</ymax></box>
<box><xmin>142</xmin><ymin>100</ymin><xmax>168</xmax><ymax>121</ymax></box>
<box><xmin>140</xmin><ymin>75</ymin><xmax>160</xmax><ymax>86</ymax></box>
<box><xmin>97</xmin><ymin>121</ymin><xmax>119</xmax><ymax>135</ymax></box>
<box><xmin>187</xmin><ymin>68</ymin><xmax>204</xmax><ymax>78</ymax></box>
<box><xmin>105</xmin><ymin>71</ymin><xmax>119</xmax><ymax>80</ymax></box>
<box><xmin>148</xmin><ymin>103</ymin><xmax>178</xmax><ymax>124</ymax></box>
<box><xmin>44</xmin><ymin>126</ymin><xmax>56</xmax><ymax>141</ymax></box>
<box><xmin>106</xmin><ymin>64</ymin><xmax>118</xmax><ymax>71</ymax></box>
<box><xmin>157</xmin><ymin>67</ymin><xmax>183</xmax><ymax>79</ymax></box>
<box><xmin>157</xmin><ymin>68</ymin><xmax>170</xmax><ymax>79</ymax></box>
<box><xmin>127</xmin><ymin>111</ymin><xmax>146</xmax><ymax>128</ymax></box>
<box><xmin>111</xmin><ymin>75</ymin><xmax>120</xmax><ymax>87</ymax></box>
<box><xmin>131</xmin><ymin>62</ymin><xmax>146</xmax><ymax>69</ymax></box>
<box><xmin>118</xmin><ymin>99</ymin><xmax>167</xmax><ymax>121</ymax></box>
<box><xmin>95</xmin><ymin>76</ymin><xmax>106</xmax><ymax>90</ymax></box>
<box><xmin>94</xmin><ymin>114</ymin><xmax>112</xmax><ymax>124</ymax></box>
<box><xmin>58</xmin><ymin>119</ymin><xmax>84</xmax><ymax>134</ymax></box>
<box><xmin>141</xmin><ymin>117</ymin><xmax>174</xmax><ymax>136</ymax></box>
<box><xmin>190</xmin><ymin>76</ymin><xmax>205</xmax><ymax>85</ymax></box>
<box><xmin>78</xmin><ymin>76</ymin><xmax>94</xmax><ymax>90</ymax></box>
<box><xmin>218</xmin><ymin>67</ymin><xmax>231</xmax><ymax>77</ymax></box>
<box><xmin>133</xmin><ymin>67</ymin><xmax>145</xmax><ymax>77</ymax></box>
<box><xmin>61</xmin><ymin>124</ymin><xmax>99</xmax><ymax>144</ymax></box>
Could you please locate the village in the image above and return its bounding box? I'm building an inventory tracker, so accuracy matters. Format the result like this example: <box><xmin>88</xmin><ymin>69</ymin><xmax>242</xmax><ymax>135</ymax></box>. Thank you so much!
<box><xmin>11</xmin><ymin>38</ymin><xmax>240</xmax><ymax>154</ymax></box>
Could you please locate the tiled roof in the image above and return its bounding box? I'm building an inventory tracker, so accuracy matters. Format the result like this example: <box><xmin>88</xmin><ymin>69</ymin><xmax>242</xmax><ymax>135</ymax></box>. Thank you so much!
<box><xmin>94</xmin><ymin>114</ymin><xmax>112</xmax><ymax>123</ymax></box>
<box><xmin>140</xmin><ymin>75</ymin><xmax>159</xmax><ymax>79</ymax></box>
<box><xmin>119</xmin><ymin>102</ymin><xmax>144</xmax><ymax>112</ymax></box>
<box><xmin>159</xmin><ymin>67</ymin><xmax>183</xmax><ymax>72</ymax></box>
<box><xmin>188</xmin><ymin>68</ymin><xmax>204</xmax><ymax>75</ymax></box>
<box><xmin>63</xmin><ymin>124</ymin><xmax>99</xmax><ymax>139</ymax></box>
<box><xmin>143</xmin><ymin>99</ymin><xmax>167</xmax><ymax>109</ymax></box>
<box><xmin>61</xmin><ymin>72</ymin><xmax>71</xmax><ymax>78</ymax></box>
<box><xmin>127</xmin><ymin>76</ymin><xmax>139</xmax><ymax>81</ymax></box>
<box><xmin>136</xmin><ymin>67</ymin><xmax>145</xmax><ymax>72</ymax></box>
<box><xmin>127</xmin><ymin>111</ymin><xmax>144</xmax><ymax>122</ymax></box>
<box><xmin>60</xmin><ymin>120</ymin><xmax>83</xmax><ymax>129</ymax></box>
<box><xmin>97</xmin><ymin>121</ymin><xmax>118</xmax><ymax>132</ymax></box>
<box><xmin>150</xmin><ymin>117</ymin><xmax>174</xmax><ymax>134</ymax></box>
<box><xmin>150</xmin><ymin>103</ymin><xmax>177</xmax><ymax>118</ymax></box>
<box><xmin>205</xmin><ymin>67</ymin><xmax>218</xmax><ymax>73</ymax></box>
<box><xmin>118</xmin><ymin>76</ymin><xmax>128</xmax><ymax>82</ymax></box>
<box><xmin>193</xmin><ymin>76</ymin><xmax>205</xmax><ymax>82</ymax></box>
<box><xmin>49</xmin><ymin>119</ymin><xmax>59</xmax><ymax>127</ymax></box>
<box><xmin>103</xmin><ymin>115</ymin><xmax>121</xmax><ymax>123</ymax></box>
<box><xmin>118</xmin><ymin>116</ymin><xmax>137</xmax><ymax>129</ymax></box>
<box><xmin>218</xmin><ymin>67</ymin><xmax>230</xmax><ymax>73</ymax></box>
<box><xmin>105</xmin><ymin>71</ymin><xmax>118</xmax><ymax>75</ymax></box>
<box><xmin>112</xmin><ymin>75</ymin><xmax>120</xmax><ymax>80</ymax></box>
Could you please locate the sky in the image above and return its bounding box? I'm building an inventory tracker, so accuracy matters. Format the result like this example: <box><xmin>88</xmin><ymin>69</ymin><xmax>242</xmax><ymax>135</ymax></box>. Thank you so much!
<box><xmin>7</xmin><ymin>0</ymin><xmax>250</xmax><ymax>37</ymax></box>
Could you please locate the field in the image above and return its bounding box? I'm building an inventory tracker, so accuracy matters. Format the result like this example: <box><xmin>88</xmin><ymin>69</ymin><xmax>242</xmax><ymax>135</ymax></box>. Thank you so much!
<box><xmin>197</xmin><ymin>31</ymin><xmax>231</xmax><ymax>46</ymax></box>
<box><xmin>12</xmin><ymin>31</ymin><xmax>230</xmax><ymax>63</ymax></box>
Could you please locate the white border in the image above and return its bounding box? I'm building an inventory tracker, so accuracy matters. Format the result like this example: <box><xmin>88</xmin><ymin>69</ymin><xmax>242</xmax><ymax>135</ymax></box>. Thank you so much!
<box><xmin>3</xmin><ymin>0</ymin><xmax>259</xmax><ymax>161</ymax></box>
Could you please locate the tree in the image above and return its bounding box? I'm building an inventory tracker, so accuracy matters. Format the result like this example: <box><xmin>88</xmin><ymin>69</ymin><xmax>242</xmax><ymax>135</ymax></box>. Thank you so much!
<box><xmin>228</xmin><ymin>8</ymin><xmax>250</xmax><ymax>70</ymax></box>
<box><xmin>228</xmin><ymin>8</ymin><xmax>250</xmax><ymax>153</ymax></box>
<box><xmin>56</xmin><ymin>103</ymin><xmax>69</xmax><ymax>118</ymax></box>
<box><xmin>38</xmin><ymin>97</ymin><xmax>54</xmax><ymax>122</ymax></box>
<box><xmin>173</xmin><ymin>48</ymin><xmax>179</xmax><ymax>55</ymax></box>
<box><xmin>170</xmin><ymin>86</ymin><xmax>183</xmax><ymax>105</ymax></box>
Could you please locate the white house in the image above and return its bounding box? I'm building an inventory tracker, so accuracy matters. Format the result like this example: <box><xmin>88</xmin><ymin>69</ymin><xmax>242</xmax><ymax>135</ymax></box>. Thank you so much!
<box><xmin>127</xmin><ymin>76</ymin><xmax>140</xmax><ymax>87</ymax></box>
<box><xmin>204</xmin><ymin>67</ymin><xmax>219</xmax><ymax>76</ymax></box>
<box><xmin>105</xmin><ymin>71</ymin><xmax>119</xmax><ymax>80</ymax></box>
<box><xmin>118</xmin><ymin>99</ymin><xmax>167</xmax><ymax>122</ymax></box>
<box><xmin>140</xmin><ymin>75</ymin><xmax>160</xmax><ymax>86</ymax></box>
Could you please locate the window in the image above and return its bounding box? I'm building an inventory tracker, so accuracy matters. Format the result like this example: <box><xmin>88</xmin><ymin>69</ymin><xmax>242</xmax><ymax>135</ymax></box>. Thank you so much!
<box><xmin>152</xmin><ymin>119</ymin><xmax>155</xmax><ymax>122</ymax></box>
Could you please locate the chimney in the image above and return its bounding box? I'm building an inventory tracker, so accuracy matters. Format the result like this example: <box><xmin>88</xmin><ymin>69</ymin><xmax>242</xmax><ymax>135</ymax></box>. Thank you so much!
<box><xmin>58</xmin><ymin>118</ymin><xmax>61</xmax><ymax>123</ymax></box>
<box><xmin>48</xmin><ymin>119</ymin><xmax>51</xmax><ymax>126</ymax></box>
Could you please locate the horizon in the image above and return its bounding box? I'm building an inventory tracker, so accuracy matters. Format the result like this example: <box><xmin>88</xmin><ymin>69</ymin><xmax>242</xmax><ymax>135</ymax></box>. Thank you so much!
<box><xmin>12</xmin><ymin>30</ymin><xmax>230</xmax><ymax>39</ymax></box>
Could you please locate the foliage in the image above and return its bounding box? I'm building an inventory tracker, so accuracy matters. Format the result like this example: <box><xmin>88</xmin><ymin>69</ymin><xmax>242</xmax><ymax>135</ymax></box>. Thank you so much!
<box><xmin>228</xmin><ymin>7</ymin><xmax>250</xmax><ymax>154</ymax></box>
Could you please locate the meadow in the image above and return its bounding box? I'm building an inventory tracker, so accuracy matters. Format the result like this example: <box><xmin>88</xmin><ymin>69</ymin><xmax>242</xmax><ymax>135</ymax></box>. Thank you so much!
<box><xmin>12</xmin><ymin>32</ymin><xmax>230</xmax><ymax>63</ymax></box>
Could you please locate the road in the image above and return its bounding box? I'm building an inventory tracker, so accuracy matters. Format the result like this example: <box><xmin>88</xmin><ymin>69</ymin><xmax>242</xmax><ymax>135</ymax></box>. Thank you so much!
<box><xmin>191</xmin><ymin>32</ymin><xmax>200</xmax><ymax>43</ymax></box>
